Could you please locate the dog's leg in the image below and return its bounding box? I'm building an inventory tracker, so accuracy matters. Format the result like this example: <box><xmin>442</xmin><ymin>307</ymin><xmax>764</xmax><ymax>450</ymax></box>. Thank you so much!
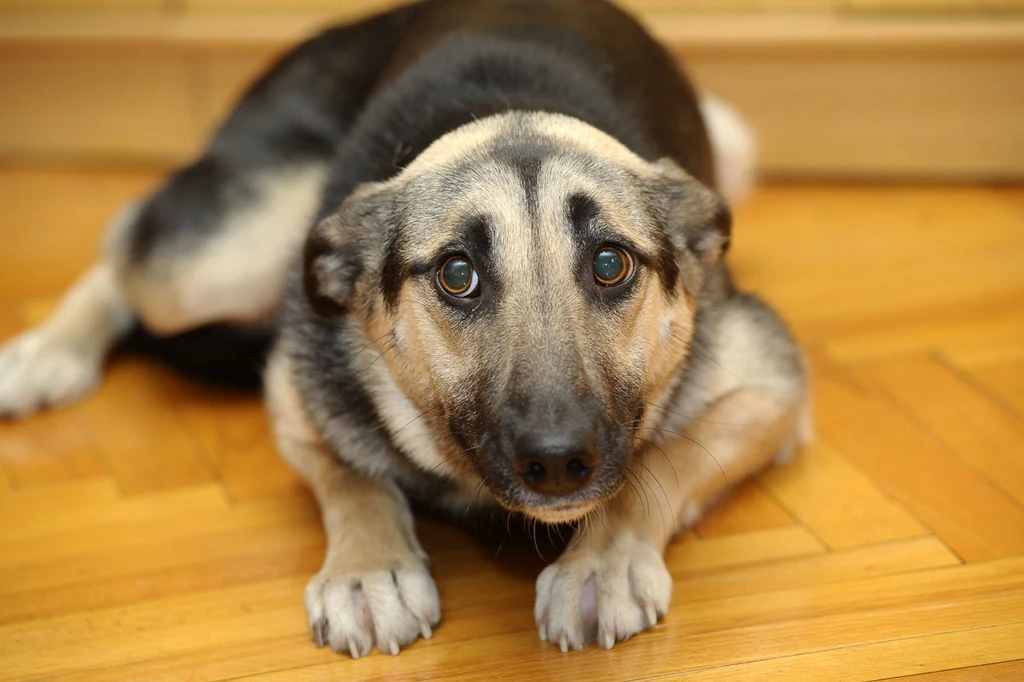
<box><xmin>535</xmin><ymin>386</ymin><xmax>807</xmax><ymax>651</ymax></box>
<box><xmin>265</xmin><ymin>348</ymin><xmax>440</xmax><ymax>658</ymax></box>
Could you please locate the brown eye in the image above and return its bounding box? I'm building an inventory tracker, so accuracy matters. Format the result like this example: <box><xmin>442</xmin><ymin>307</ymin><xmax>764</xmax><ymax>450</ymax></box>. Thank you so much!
<box><xmin>593</xmin><ymin>246</ymin><xmax>634</xmax><ymax>286</ymax></box>
<box><xmin>438</xmin><ymin>255</ymin><xmax>479</xmax><ymax>298</ymax></box>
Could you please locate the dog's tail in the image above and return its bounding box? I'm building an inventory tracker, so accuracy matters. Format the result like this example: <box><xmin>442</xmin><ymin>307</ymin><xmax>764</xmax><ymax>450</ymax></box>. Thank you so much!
<box><xmin>699</xmin><ymin>94</ymin><xmax>758</xmax><ymax>206</ymax></box>
<box><xmin>120</xmin><ymin>322</ymin><xmax>274</xmax><ymax>391</ymax></box>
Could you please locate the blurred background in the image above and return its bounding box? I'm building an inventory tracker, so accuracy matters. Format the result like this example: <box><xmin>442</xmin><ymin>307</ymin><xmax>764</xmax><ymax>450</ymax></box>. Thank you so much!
<box><xmin>0</xmin><ymin>0</ymin><xmax>1022</xmax><ymax>179</ymax></box>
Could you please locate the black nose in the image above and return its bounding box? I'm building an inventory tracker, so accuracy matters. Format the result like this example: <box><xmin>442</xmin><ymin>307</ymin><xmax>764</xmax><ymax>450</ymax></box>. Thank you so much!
<box><xmin>513</xmin><ymin>435</ymin><xmax>598</xmax><ymax>497</ymax></box>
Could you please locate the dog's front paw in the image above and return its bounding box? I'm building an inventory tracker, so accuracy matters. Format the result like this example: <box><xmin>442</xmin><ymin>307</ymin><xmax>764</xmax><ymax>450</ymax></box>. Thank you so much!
<box><xmin>0</xmin><ymin>328</ymin><xmax>102</xmax><ymax>418</ymax></box>
<box><xmin>535</xmin><ymin>532</ymin><xmax>671</xmax><ymax>651</ymax></box>
<box><xmin>304</xmin><ymin>562</ymin><xmax>440</xmax><ymax>658</ymax></box>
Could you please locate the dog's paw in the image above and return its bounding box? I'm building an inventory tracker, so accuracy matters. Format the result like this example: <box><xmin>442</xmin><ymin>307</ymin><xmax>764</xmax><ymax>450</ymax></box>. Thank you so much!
<box><xmin>535</xmin><ymin>532</ymin><xmax>672</xmax><ymax>651</ymax></box>
<box><xmin>0</xmin><ymin>328</ymin><xmax>102</xmax><ymax>418</ymax></box>
<box><xmin>304</xmin><ymin>563</ymin><xmax>440</xmax><ymax>658</ymax></box>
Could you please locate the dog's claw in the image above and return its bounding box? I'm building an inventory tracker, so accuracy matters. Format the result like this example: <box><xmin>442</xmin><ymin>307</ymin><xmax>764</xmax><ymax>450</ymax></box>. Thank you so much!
<box><xmin>559</xmin><ymin>634</ymin><xmax>569</xmax><ymax>653</ymax></box>
<box><xmin>304</xmin><ymin>563</ymin><xmax>440</xmax><ymax>658</ymax></box>
<box><xmin>312</xmin><ymin>619</ymin><xmax>327</xmax><ymax>648</ymax></box>
<box><xmin>538</xmin><ymin>623</ymin><xmax>547</xmax><ymax>642</ymax></box>
<box><xmin>644</xmin><ymin>603</ymin><xmax>658</xmax><ymax>629</ymax></box>
<box><xmin>600</xmin><ymin>631</ymin><xmax>615</xmax><ymax>650</ymax></box>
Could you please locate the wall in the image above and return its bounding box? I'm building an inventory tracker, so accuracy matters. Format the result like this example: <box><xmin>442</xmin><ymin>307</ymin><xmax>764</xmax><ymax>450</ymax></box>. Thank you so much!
<box><xmin>1</xmin><ymin>0</ymin><xmax>1022</xmax><ymax>178</ymax></box>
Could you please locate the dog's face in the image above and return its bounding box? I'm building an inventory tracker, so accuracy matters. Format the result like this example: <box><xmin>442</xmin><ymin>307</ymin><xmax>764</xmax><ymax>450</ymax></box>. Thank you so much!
<box><xmin>305</xmin><ymin>112</ymin><xmax>729</xmax><ymax>523</ymax></box>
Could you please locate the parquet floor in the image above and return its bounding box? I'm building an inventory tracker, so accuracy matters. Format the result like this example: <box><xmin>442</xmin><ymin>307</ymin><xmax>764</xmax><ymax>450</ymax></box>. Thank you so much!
<box><xmin>0</xmin><ymin>166</ymin><xmax>1022</xmax><ymax>681</ymax></box>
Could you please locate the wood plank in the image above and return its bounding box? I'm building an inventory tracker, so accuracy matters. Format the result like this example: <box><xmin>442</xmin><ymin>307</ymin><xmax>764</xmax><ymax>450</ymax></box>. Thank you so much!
<box><xmin>0</xmin><ymin>406</ymin><xmax>107</xmax><ymax>487</ymax></box>
<box><xmin>0</xmin><ymin>476</ymin><xmax>119</xmax><ymax>514</ymax></box>
<box><xmin>673</xmin><ymin>536</ymin><xmax>959</xmax><ymax>603</ymax></box>
<box><xmin>823</xmin><ymin>302</ymin><xmax>1024</xmax><ymax>365</ymax></box>
<box><xmin>653</xmin><ymin>622</ymin><xmax>1024</xmax><ymax>681</ymax></box>
<box><xmin>809</xmin><ymin>349</ymin><xmax>1024</xmax><ymax>561</ymax></box>
<box><xmin>0</xmin><ymin>515</ymin><xmax>321</xmax><ymax>600</ymax></box>
<box><xmin>859</xmin><ymin>354</ymin><xmax>1024</xmax><ymax>506</ymax></box>
<box><xmin>0</xmin><ymin>464</ymin><xmax>13</xmax><ymax>495</ymax></box>
<box><xmin>0</xmin><ymin>527</ymin><xmax>323</xmax><ymax>625</ymax></box>
<box><xmin>0</xmin><ymin>483</ymin><xmax>226</xmax><ymax>544</ymax></box>
<box><xmin>0</xmin><ymin>491</ymin><xmax>317</xmax><ymax>570</ymax></box>
<box><xmin>730</xmin><ymin>185</ymin><xmax>1024</xmax><ymax>333</ymax></box>
<box><xmin>967</xmin><ymin>359</ymin><xmax>1024</xmax><ymax>417</ymax></box>
<box><xmin>76</xmin><ymin>359</ymin><xmax>214</xmax><ymax>495</ymax></box>
<box><xmin>693</xmin><ymin>480</ymin><xmax>794</xmax><ymax>538</ymax></box>
<box><xmin>666</xmin><ymin>526</ymin><xmax>825</xmax><ymax>574</ymax></box>
<box><xmin>159</xmin><ymin>377</ymin><xmax>304</xmax><ymax>502</ymax></box>
<box><xmin>760</xmin><ymin>440</ymin><xmax>925</xmax><ymax>548</ymax></box>
<box><xmin>878</xmin><ymin>659</ymin><xmax>1024</xmax><ymax>681</ymax></box>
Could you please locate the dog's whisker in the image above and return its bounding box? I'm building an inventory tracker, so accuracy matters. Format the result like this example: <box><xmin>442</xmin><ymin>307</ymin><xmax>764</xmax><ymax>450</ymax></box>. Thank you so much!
<box><xmin>635</xmin><ymin>460</ymin><xmax>671</xmax><ymax>530</ymax></box>
<box><xmin>390</xmin><ymin>404</ymin><xmax>440</xmax><ymax>438</ymax></box>
<box><xmin>687</xmin><ymin>338</ymin><xmax>750</xmax><ymax>390</ymax></box>
<box><xmin>625</xmin><ymin>467</ymin><xmax>651</xmax><ymax>520</ymax></box>
<box><xmin>632</xmin><ymin>425</ymin><xmax>728</xmax><ymax>486</ymax></box>
<box><xmin>635</xmin><ymin>434</ymin><xmax>680</xmax><ymax>489</ymax></box>
<box><xmin>461</xmin><ymin>479</ymin><xmax>487</xmax><ymax>531</ymax></box>
<box><xmin>643</xmin><ymin>401</ymin><xmax>743</xmax><ymax>427</ymax></box>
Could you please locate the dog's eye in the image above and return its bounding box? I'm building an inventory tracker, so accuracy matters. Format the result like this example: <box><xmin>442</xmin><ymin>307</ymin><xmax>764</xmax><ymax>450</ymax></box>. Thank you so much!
<box><xmin>593</xmin><ymin>246</ymin><xmax>634</xmax><ymax>286</ymax></box>
<box><xmin>438</xmin><ymin>255</ymin><xmax>480</xmax><ymax>298</ymax></box>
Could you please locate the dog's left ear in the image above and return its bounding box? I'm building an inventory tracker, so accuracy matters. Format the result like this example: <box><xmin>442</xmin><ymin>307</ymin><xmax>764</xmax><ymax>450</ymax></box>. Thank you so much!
<box><xmin>303</xmin><ymin>183</ymin><xmax>395</xmax><ymax>318</ymax></box>
<box><xmin>644</xmin><ymin>158</ymin><xmax>732</xmax><ymax>268</ymax></box>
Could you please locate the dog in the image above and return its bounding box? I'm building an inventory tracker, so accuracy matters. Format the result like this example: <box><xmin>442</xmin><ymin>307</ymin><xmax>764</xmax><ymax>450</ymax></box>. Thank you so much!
<box><xmin>0</xmin><ymin>0</ymin><xmax>809</xmax><ymax>658</ymax></box>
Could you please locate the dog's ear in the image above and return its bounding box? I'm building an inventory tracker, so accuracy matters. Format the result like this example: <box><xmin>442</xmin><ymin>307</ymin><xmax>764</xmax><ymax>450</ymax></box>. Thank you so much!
<box><xmin>302</xmin><ymin>184</ymin><xmax>395</xmax><ymax>318</ymax></box>
<box><xmin>644</xmin><ymin>158</ymin><xmax>732</xmax><ymax>269</ymax></box>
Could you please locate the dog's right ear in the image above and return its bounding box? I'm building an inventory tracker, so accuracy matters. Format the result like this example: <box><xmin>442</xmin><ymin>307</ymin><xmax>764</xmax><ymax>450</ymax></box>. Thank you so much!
<box><xmin>302</xmin><ymin>184</ymin><xmax>395</xmax><ymax>318</ymax></box>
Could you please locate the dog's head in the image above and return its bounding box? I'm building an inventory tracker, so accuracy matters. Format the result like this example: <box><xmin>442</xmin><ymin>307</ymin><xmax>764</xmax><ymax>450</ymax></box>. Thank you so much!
<box><xmin>304</xmin><ymin>112</ymin><xmax>729</xmax><ymax>522</ymax></box>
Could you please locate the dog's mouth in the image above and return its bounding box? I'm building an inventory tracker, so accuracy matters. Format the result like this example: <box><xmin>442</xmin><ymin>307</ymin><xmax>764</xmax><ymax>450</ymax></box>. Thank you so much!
<box><xmin>492</xmin><ymin>477</ymin><xmax>628</xmax><ymax>524</ymax></box>
<box><xmin>524</xmin><ymin>500</ymin><xmax>603</xmax><ymax>524</ymax></box>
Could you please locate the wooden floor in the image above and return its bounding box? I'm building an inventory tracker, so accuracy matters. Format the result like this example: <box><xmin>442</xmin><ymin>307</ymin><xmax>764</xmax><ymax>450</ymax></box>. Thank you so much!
<box><xmin>1</xmin><ymin>166</ymin><xmax>1023</xmax><ymax>681</ymax></box>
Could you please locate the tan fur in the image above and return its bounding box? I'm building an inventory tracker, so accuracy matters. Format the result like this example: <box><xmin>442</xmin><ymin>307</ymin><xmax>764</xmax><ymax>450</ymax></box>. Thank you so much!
<box><xmin>265</xmin><ymin>346</ymin><xmax>441</xmax><ymax>658</ymax></box>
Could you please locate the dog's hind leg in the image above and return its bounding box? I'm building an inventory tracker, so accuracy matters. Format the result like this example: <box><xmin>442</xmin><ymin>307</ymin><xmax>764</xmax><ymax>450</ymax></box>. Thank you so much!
<box><xmin>0</xmin><ymin>156</ymin><xmax>326</xmax><ymax>418</ymax></box>
<box><xmin>0</xmin><ymin>6</ymin><xmax>418</xmax><ymax>417</ymax></box>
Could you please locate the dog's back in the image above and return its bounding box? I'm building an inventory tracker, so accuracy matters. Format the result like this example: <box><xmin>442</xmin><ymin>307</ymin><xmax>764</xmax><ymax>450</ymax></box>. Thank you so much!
<box><xmin>312</xmin><ymin>0</ymin><xmax>715</xmax><ymax>215</ymax></box>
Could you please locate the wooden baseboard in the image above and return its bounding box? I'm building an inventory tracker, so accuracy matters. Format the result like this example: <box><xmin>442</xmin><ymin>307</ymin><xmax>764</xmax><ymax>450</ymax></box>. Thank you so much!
<box><xmin>1</xmin><ymin>12</ymin><xmax>1022</xmax><ymax>178</ymax></box>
